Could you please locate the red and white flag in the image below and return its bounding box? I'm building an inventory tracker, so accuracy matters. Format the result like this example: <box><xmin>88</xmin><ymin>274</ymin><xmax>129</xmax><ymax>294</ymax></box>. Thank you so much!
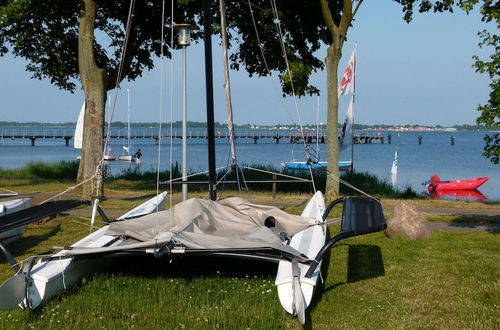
<box><xmin>338</xmin><ymin>48</ymin><xmax>356</xmax><ymax>97</ymax></box>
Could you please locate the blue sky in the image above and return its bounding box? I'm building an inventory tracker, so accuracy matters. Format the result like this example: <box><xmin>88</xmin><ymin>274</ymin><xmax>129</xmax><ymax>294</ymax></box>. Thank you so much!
<box><xmin>0</xmin><ymin>1</ymin><xmax>494</xmax><ymax>126</ymax></box>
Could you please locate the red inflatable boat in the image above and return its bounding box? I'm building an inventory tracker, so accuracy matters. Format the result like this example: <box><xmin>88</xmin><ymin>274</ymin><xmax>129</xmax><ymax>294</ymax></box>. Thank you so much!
<box><xmin>430</xmin><ymin>189</ymin><xmax>488</xmax><ymax>201</ymax></box>
<box><xmin>427</xmin><ymin>175</ymin><xmax>489</xmax><ymax>192</ymax></box>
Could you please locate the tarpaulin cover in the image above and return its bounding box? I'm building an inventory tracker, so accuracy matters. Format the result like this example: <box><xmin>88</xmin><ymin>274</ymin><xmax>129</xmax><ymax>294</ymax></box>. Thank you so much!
<box><xmin>105</xmin><ymin>197</ymin><xmax>319</xmax><ymax>256</ymax></box>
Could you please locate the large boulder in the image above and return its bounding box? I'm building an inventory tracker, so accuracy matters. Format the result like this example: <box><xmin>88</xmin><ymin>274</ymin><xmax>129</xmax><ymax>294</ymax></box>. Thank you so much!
<box><xmin>386</xmin><ymin>202</ymin><xmax>433</xmax><ymax>239</ymax></box>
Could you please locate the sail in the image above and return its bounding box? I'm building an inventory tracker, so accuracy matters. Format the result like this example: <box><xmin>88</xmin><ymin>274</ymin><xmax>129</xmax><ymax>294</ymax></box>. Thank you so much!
<box><xmin>391</xmin><ymin>149</ymin><xmax>398</xmax><ymax>187</ymax></box>
<box><xmin>74</xmin><ymin>102</ymin><xmax>85</xmax><ymax>149</ymax></box>
<box><xmin>219</xmin><ymin>0</ymin><xmax>237</xmax><ymax>163</ymax></box>
<box><xmin>340</xmin><ymin>96</ymin><xmax>354</xmax><ymax>152</ymax></box>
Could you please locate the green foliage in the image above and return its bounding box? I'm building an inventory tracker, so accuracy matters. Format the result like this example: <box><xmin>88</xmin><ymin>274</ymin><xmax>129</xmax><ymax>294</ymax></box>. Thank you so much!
<box><xmin>0</xmin><ymin>0</ymin><xmax>199</xmax><ymax>92</ymax></box>
<box><xmin>280</xmin><ymin>60</ymin><xmax>320</xmax><ymax>97</ymax></box>
<box><xmin>225</xmin><ymin>0</ymin><xmax>328</xmax><ymax>97</ymax></box>
<box><xmin>473</xmin><ymin>28</ymin><xmax>499</xmax><ymax>164</ymax></box>
<box><xmin>108</xmin><ymin>163</ymin><xmax>419</xmax><ymax>199</ymax></box>
<box><xmin>0</xmin><ymin>161</ymin><xmax>79</xmax><ymax>180</ymax></box>
<box><xmin>339</xmin><ymin>171</ymin><xmax>420</xmax><ymax>198</ymax></box>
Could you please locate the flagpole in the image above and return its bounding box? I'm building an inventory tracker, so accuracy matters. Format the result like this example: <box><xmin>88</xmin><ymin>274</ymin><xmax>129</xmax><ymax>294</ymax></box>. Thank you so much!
<box><xmin>351</xmin><ymin>93</ymin><xmax>355</xmax><ymax>173</ymax></box>
<box><xmin>351</xmin><ymin>44</ymin><xmax>357</xmax><ymax>173</ymax></box>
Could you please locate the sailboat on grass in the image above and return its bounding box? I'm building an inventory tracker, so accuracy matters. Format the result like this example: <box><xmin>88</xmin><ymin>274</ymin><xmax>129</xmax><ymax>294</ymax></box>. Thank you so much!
<box><xmin>0</xmin><ymin>3</ymin><xmax>387</xmax><ymax>326</ymax></box>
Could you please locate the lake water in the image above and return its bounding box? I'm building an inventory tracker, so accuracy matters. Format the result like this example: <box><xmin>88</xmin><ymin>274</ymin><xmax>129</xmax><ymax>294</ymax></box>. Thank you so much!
<box><xmin>0</xmin><ymin>126</ymin><xmax>498</xmax><ymax>201</ymax></box>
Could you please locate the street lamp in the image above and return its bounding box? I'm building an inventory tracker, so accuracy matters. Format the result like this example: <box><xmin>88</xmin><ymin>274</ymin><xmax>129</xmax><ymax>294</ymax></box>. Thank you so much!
<box><xmin>174</xmin><ymin>23</ymin><xmax>196</xmax><ymax>201</ymax></box>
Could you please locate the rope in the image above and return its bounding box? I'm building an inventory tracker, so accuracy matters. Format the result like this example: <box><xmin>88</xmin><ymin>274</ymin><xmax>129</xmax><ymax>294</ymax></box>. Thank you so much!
<box><xmin>242</xmin><ymin>165</ymin><xmax>310</xmax><ymax>182</ymax></box>
<box><xmin>0</xmin><ymin>187</ymin><xmax>17</xmax><ymax>194</ymax></box>
<box><xmin>39</xmin><ymin>174</ymin><xmax>96</xmax><ymax>204</ymax></box>
<box><xmin>161</xmin><ymin>167</ymin><xmax>225</xmax><ymax>184</ymax></box>
<box><xmin>268</xmin><ymin>0</ymin><xmax>311</xmax><ymax>161</ymax></box>
<box><xmin>247</xmin><ymin>0</ymin><xmax>316</xmax><ymax>193</ymax></box>
<box><xmin>325</xmin><ymin>170</ymin><xmax>380</xmax><ymax>202</ymax></box>
<box><xmin>103</xmin><ymin>0</ymin><xmax>137</xmax><ymax>161</ymax></box>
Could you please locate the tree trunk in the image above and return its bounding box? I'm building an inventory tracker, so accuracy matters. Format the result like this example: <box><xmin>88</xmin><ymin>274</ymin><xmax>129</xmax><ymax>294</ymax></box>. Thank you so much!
<box><xmin>325</xmin><ymin>44</ymin><xmax>341</xmax><ymax>201</ymax></box>
<box><xmin>78</xmin><ymin>0</ymin><xmax>107</xmax><ymax>199</ymax></box>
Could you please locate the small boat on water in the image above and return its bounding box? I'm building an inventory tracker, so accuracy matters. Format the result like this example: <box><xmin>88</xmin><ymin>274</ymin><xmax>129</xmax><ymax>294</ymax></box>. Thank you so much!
<box><xmin>283</xmin><ymin>160</ymin><xmax>352</xmax><ymax>172</ymax></box>
<box><xmin>431</xmin><ymin>189</ymin><xmax>487</xmax><ymax>201</ymax></box>
<box><xmin>427</xmin><ymin>175</ymin><xmax>489</xmax><ymax>192</ymax></box>
<box><xmin>103</xmin><ymin>153</ymin><xmax>117</xmax><ymax>161</ymax></box>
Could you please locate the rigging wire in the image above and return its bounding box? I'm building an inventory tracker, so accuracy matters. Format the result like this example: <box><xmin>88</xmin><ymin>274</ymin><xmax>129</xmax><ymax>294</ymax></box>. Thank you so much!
<box><xmin>156</xmin><ymin>0</ymin><xmax>166</xmax><ymax>213</ymax></box>
<box><xmin>246</xmin><ymin>0</ymin><xmax>296</xmax><ymax>126</ymax></box>
<box><xmin>41</xmin><ymin>0</ymin><xmax>138</xmax><ymax>204</ymax></box>
<box><xmin>168</xmin><ymin>0</ymin><xmax>175</xmax><ymax>210</ymax></box>
<box><xmin>268</xmin><ymin>0</ymin><xmax>310</xmax><ymax>150</ymax></box>
<box><xmin>267</xmin><ymin>0</ymin><xmax>316</xmax><ymax>192</ymax></box>
<box><xmin>104</xmin><ymin>0</ymin><xmax>137</xmax><ymax>163</ymax></box>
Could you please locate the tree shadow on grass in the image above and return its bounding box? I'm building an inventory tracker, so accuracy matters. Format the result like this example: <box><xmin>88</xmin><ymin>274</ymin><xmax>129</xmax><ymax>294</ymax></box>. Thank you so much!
<box><xmin>447</xmin><ymin>217</ymin><xmax>500</xmax><ymax>234</ymax></box>
<box><xmin>321</xmin><ymin>244</ymin><xmax>385</xmax><ymax>295</ymax></box>
<box><xmin>346</xmin><ymin>244</ymin><xmax>385</xmax><ymax>283</ymax></box>
<box><xmin>303</xmin><ymin>244</ymin><xmax>384</xmax><ymax>329</ymax></box>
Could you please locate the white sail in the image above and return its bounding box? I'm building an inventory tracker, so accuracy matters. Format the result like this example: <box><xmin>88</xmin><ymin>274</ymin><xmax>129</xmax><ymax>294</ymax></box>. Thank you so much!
<box><xmin>219</xmin><ymin>0</ymin><xmax>237</xmax><ymax>163</ymax></box>
<box><xmin>340</xmin><ymin>96</ymin><xmax>354</xmax><ymax>152</ymax></box>
<box><xmin>391</xmin><ymin>149</ymin><xmax>398</xmax><ymax>187</ymax></box>
<box><xmin>74</xmin><ymin>102</ymin><xmax>85</xmax><ymax>149</ymax></box>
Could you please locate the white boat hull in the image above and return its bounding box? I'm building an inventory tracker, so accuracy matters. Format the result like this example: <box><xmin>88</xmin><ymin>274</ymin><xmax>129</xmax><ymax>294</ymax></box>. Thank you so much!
<box><xmin>104</xmin><ymin>154</ymin><xmax>117</xmax><ymax>161</ymax></box>
<box><xmin>275</xmin><ymin>191</ymin><xmax>326</xmax><ymax>322</ymax></box>
<box><xmin>18</xmin><ymin>192</ymin><xmax>167</xmax><ymax>310</ymax></box>
<box><xmin>118</xmin><ymin>155</ymin><xmax>135</xmax><ymax>162</ymax></box>
<box><xmin>0</xmin><ymin>198</ymin><xmax>32</xmax><ymax>245</ymax></box>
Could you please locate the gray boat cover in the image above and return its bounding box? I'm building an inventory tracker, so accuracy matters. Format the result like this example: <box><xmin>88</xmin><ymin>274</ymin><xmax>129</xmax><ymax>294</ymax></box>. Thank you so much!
<box><xmin>104</xmin><ymin>197</ymin><xmax>319</xmax><ymax>257</ymax></box>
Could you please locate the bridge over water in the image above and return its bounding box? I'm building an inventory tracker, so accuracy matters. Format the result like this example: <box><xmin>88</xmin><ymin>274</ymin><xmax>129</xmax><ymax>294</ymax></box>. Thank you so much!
<box><xmin>0</xmin><ymin>128</ymin><xmax>385</xmax><ymax>146</ymax></box>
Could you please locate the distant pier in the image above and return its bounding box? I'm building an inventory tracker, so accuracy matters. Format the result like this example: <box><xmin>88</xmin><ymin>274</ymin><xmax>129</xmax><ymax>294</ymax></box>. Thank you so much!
<box><xmin>0</xmin><ymin>129</ymin><xmax>384</xmax><ymax>146</ymax></box>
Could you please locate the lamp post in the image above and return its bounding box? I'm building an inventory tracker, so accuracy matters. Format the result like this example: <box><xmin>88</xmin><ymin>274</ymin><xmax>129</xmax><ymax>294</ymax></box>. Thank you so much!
<box><xmin>174</xmin><ymin>24</ymin><xmax>195</xmax><ymax>201</ymax></box>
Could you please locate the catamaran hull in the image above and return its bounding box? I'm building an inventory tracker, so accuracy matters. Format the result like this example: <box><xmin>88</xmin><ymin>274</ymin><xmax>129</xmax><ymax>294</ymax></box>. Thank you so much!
<box><xmin>24</xmin><ymin>226</ymin><xmax>118</xmax><ymax>309</ymax></box>
<box><xmin>275</xmin><ymin>191</ymin><xmax>326</xmax><ymax>323</ymax></box>
<box><xmin>0</xmin><ymin>226</ymin><xmax>26</xmax><ymax>245</ymax></box>
<box><xmin>0</xmin><ymin>198</ymin><xmax>32</xmax><ymax>245</ymax></box>
<box><xmin>15</xmin><ymin>192</ymin><xmax>167</xmax><ymax>310</ymax></box>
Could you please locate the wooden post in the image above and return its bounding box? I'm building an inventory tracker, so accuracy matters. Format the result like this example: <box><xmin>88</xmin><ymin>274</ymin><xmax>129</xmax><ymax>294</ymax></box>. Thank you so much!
<box><xmin>272</xmin><ymin>173</ymin><xmax>276</xmax><ymax>199</ymax></box>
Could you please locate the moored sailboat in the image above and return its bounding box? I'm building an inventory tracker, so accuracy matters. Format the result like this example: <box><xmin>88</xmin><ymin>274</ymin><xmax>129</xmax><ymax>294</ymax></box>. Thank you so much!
<box><xmin>118</xmin><ymin>89</ymin><xmax>136</xmax><ymax>162</ymax></box>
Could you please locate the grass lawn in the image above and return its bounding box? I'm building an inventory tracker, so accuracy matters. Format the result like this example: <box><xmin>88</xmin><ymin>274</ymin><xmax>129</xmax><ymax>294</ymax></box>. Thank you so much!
<box><xmin>0</xmin><ymin>208</ymin><xmax>498</xmax><ymax>329</ymax></box>
<box><xmin>0</xmin><ymin>177</ymin><xmax>498</xmax><ymax>328</ymax></box>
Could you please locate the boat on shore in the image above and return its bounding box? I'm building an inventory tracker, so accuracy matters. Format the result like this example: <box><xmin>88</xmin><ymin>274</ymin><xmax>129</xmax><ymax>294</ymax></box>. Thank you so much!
<box><xmin>427</xmin><ymin>175</ymin><xmax>489</xmax><ymax>192</ymax></box>
<box><xmin>0</xmin><ymin>198</ymin><xmax>32</xmax><ymax>244</ymax></box>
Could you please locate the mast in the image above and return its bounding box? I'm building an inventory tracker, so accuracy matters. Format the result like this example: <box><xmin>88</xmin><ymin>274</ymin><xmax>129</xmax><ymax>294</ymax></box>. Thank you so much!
<box><xmin>203</xmin><ymin>0</ymin><xmax>217</xmax><ymax>201</ymax></box>
<box><xmin>127</xmin><ymin>88</ymin><xmax>131</xmax><ymax>154</ymax></box>
<box><xmin>351</xmin><ymin>45</ymin><xmax>356</xmax><ymax>173</ymax></box>
<box><xmin>219</xmin><ymin>0</ymin><xmax>237</xmax><ymax>164</ymax></box>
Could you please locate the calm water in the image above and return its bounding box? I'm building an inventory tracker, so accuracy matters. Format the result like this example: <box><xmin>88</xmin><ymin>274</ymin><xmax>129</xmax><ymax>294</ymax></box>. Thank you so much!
<box><xmin>0</xmin><ymin>127</ymin><xmax>498</xmax><ymax>201</ymax></box>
